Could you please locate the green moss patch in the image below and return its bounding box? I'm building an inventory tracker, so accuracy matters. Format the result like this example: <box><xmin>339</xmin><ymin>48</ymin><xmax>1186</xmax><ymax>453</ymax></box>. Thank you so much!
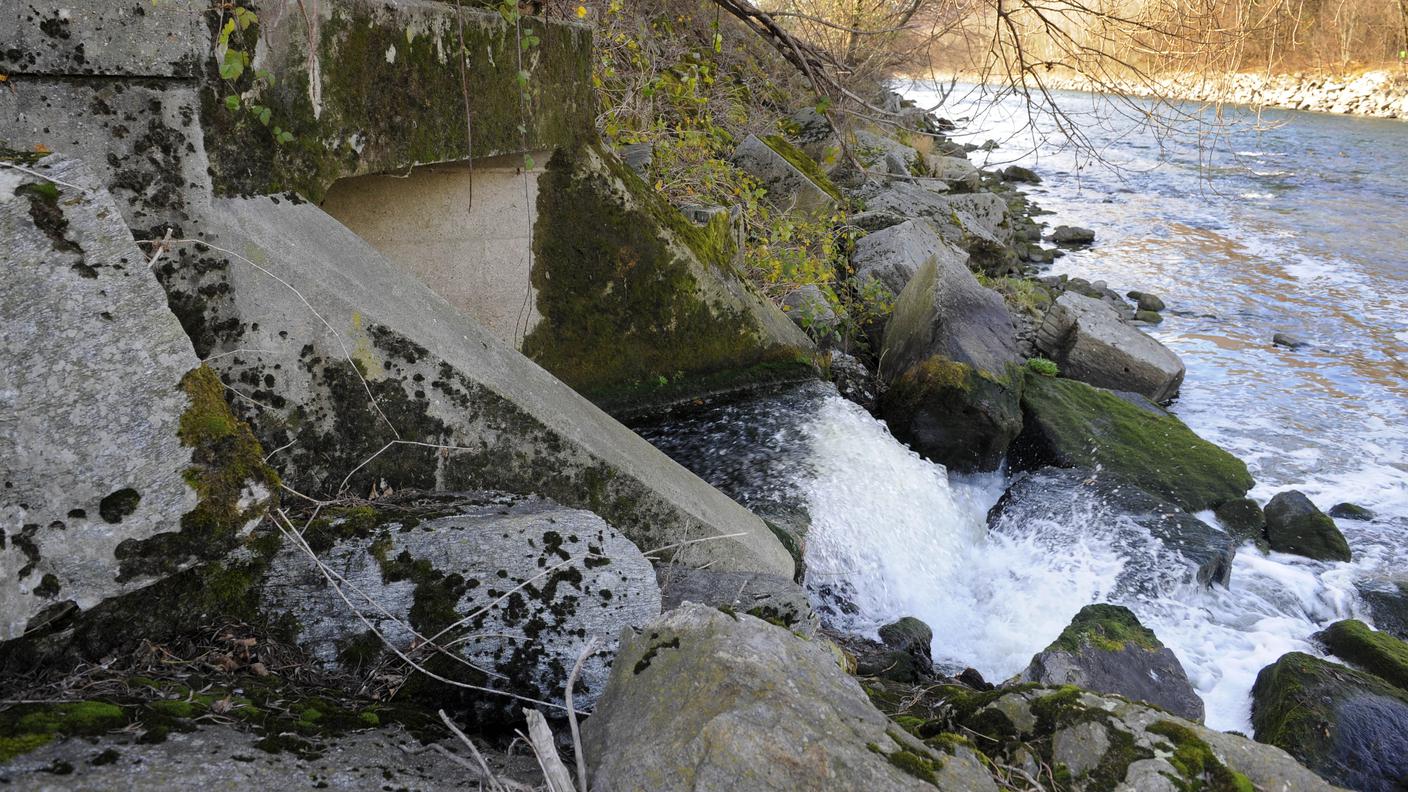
<box><xmin>1015</xmin><ymin>372</ymin><xmax>1253</xmax><ymax>511</ymax></box>
<box><xmin>1050</xmin><ymin>604</ymin><xmax>1162</xmax><ymax>654</ymax></box>
<box><xmin>761</xmin><ymin>134</ymin><xmax>842</xmax><ymax>202</ymax></box>
<box><xmin>524</xmin><ymin>145</ymin><xmax>814</xmax><ymax>415</ymax></box>
<box><xmin>1147</xmin><ymin>720</ymin><xmax>1255</xmax><ymax>792</ymax></box>
<box><xmin>1318</xmin><ymin>619</ymin><xmax>1408</xmax><ymax>692</ymax></box>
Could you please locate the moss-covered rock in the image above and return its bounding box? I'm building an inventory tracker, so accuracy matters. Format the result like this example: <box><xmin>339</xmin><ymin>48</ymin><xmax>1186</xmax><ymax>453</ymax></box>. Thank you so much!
<box><xmin>1316</xmin><ymin>619</ymin><xmax>1408</xmax><ymax>692</ymax></box>
<box><xmin>1263</xmin><ymin>491</ymin><xmax>1351</xmax><ymax>562</ymax></box>
<box><xmin>204</xmin><ymin>1</ymin><xmax>595</xmax><ymax>200</ymax></box>
<box><xmin>1252</xmin><ymin>651</ymin><xmax>1408</xmax><ymax>791</ymax></box>
<box><xmin>1013</xmin><ymin>372</ymin><xmax>1254</xmax><ymax>512</ymax></box>
<box><xmin>1214</xmin><ymin>497</ymin><xmax>1268</xmax><ymax>549</ymax></box>
<box><xmin>1021</xmin><ymin>604</ymin><xmax>1205</xmax><ymax>722</ymax></box>
<box><xmin>524</xmin><ymin>144</ymin><xmax>816</xmax><ymax>416</ymax></box>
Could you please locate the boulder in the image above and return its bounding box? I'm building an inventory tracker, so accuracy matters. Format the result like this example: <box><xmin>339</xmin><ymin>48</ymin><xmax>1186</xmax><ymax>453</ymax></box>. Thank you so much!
<box><xmin>0</xmin><ymin>722</ymin><xmax>516</xmax><ymax>791</ymax></box>
<box><xmin>787</xmin><ymin>107</ymin><xmax>839</xmax><ymax>167</ymax></box>
<box><xmin>1316</xmin><ymin>619</ymin><xmax>1408</xmax><ymax>692</ymax></box>
<box><xmin>1329</xmin><ymin>502</ymin><xmax>1375</xmax><ymax>521</ymax></box>
<box><xmin>865</xmin><ymin>678</ymin><xmax>1338</xmax><ymax>792</ymax></box>
<box><xmin>923</xmin><ymin>154</ymin><xmax>981</xmax><ymax>191</ymax></box>
<box><xmin>1273</xmin><ymin>332</ymin><xmax>1310</xmax><ymax>349</ymax></box>
<box><xmin>1359</xmin><ymin>581</ymin><xmax>1408</xmax><ymax>641</ymax></box>
<box><xmin>1264</xmin><ymin>491</ymin><xmax>1352</xmax><ymax>562</ymax></box>
<box><xmin>1049</xmin><ymin>225</ymin><xmax>1096</xmax><ymax>247</ymax></box>
<box><xmin>654</xmin><ymin>566</ymin><xmax>819</xmax><ymax>637</ymax></box>
<box><xmin>1</xmin><ymin>154</ymin><xmax>276</xmax><ymax>641</ymax></box>
<box><xmin>160</xmin><ymin>185</ymin><xmax>798</xmax><ymax>582</ymax></box>
<box><xmin>1214</xmin><ymin>497</ymin><xmax>1269</xmax><ymax>547</ymax></box>
<box><xmin>1002</xmin><ymin>165</ymin><xmax>1042</xmax><ymax>184</ymax></box>
<box><xmin>781</xmin><ymin>284</ymin><xmax>842</xmax><ymax>346</ymax></box>
<box><xmin>584</xmin><ymin>604</ymin><xmax>990</xmax><ymax>791</ymax></box>
<box><xmin>526</xmin><ymin>144</ymin><xmax>818</xmax><ymax>415</ymax></box>
<box><xmin>730</xmin><ymin>133</ymin><xmax>841</xmax><ymax>214</ymax></box>
<box><xmin>879</xmin><ymin>254</ymin><xmax>1024</xmax><ymax>472</ymax></box>
<box><xmin>1014</xmin><ymin>372</ymin><xmax>1254</xmax><ymax>512</ymax></box>
<box><xmin>1035</xmin><ymin>291</ymin><xmax>1186</xmax><ymax>402</ymax></box>
<box><xmin>852</xmin><ymin>182</ymin><xmax>1017</xmax><ymax>274</ymax></box>
<box><xmin>850</xmin><ymin>128</ymin><xmax>922</xmax><ymax>176</ymax></box>
<box><xmin>990</xmin><ymin>468</ymin><xmax>1236</xmax><ymax>588</ymax></box>
<box><xmin>849</xmin><ymin>218</ymin><xmax>968</xmax><ymax>296</ymax></box>
<box><xmin>1127</xmin><ymin>290</ymin><xmax>1166</xmax><ymax>312</ymax></box>
<box><xmin>828</xmin><ymin>351</ymin><xmax>877</xmax><ymax>410</ymax></box>
<box><xmin>1020</xmin><ymin>604</ymin><xmax>1205</xmax><ymax>721</ymax></box>
<box><xmin>848</xmin><ymin>208</ymin><xmax>908</xmax><ymax>233</ymax></box>
<box><xmin>260</xmin><ymin>492</ymin><xmax>660</xmax><ymax>711</ymax></box>
<box><xmin>1253</xmin><ymin>652</ymin><xmax>1408</xmax><ymax>792</ymax></box>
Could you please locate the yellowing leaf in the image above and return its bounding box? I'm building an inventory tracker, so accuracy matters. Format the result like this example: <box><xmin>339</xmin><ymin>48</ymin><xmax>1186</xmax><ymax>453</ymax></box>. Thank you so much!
<box><xmin>575</xmin><ymin>5</ymin><xmax>587</xmax><ymax>18</ymax></box>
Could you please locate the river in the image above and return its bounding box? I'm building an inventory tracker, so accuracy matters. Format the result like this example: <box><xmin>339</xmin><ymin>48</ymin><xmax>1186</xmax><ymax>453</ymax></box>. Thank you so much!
<box><xmin>638</xmin><ymin>84</ymin><xmax>1408</xmax><ymax>732</ymax></box>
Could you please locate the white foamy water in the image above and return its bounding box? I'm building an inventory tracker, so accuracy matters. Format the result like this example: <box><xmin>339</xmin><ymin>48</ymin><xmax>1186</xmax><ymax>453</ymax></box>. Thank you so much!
<box><xmin>798</xmin><ymin>393</ymin><xmax>1362</xmax><ymax>732</ymax></box>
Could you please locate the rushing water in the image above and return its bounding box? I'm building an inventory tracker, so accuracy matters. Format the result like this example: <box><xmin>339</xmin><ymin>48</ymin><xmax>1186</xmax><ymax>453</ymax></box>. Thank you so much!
<box><xmin>639</xmin><ymin>86</ymin><xmax>1408</xmax><ymax>732</ymax></box>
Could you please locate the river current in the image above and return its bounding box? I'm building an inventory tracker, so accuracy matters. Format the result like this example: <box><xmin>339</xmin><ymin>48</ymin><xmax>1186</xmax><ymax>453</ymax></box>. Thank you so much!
<box><xmin>639</xmin><ymin>85</ymin><xmax>1408</xmax><ymax>732</ymax></box>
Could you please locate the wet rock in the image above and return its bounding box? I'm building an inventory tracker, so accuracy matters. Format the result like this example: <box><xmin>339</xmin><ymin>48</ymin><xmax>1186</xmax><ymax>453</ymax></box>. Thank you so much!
<box><xmin>1316</xmin><ymin>619</ymin><xmax>1408</xmax><ymax>692</ymax></box>
<box><xmin>1127</xmin><ymin>290</ymin><xmax>1166</xmax><ymax>312</ymax></box>
<box><xmin>828</xmin><ymin>351</ymin><xmax>877</xmax><ymax>409</ymax></box>
<box><xmin>850</xmin><ymin>218</ymin><xmax>967</xmax><ymax>296</ymax></box>
<box><xmin>1253</xmin><ymin>651</ymin><xmax>1408</xmax><ymax>792</ymax></box>
<box><xmin>1273</xmin><ymin>332</ymin><xmax>1310</xmax><ymax>349</ymax></box>
<box><xmin>731</xmin><ymin>133</ymin><xmax>840</xmax><ymax>214</ymax></box>
<box><xmin>1020</xmin><ymin>604</ymin><xmax>1205</xmax><ymax>721</ymax></box>
<box><xmin>1214</xmin><ymin>497</ymin><xmax>1269</xmax><ymax>547</ymax></box>
<box><xmin>1014</xmin><ymin>373</ymin><xmax>1254</xmax><ymax>512</ymax></box>
<box><xmin>585</xmin><ymin>604</ymin><xmax>975</xmax><ymax>791</ymax></box>
<box><xmin>1</xmin><ymin>154</ymin><xmax>275</xmax><ymax>641</ymax></box>
<box><xmin>1002</xmin><ymin>164</ymin><xmax>1042</xmax><ymax>183</ymax></box>
<box><xmin>1329</xmin><ymin>502</ymin><xmax>1375</xmax><ymax>521</ymax></box>
<box><xmin>866</xmin><ymin>677</ymin><xmax>1338</xmax><ymax>792</ymax></box>
<box><xmin>260</xmin><ymin>492</ymin><xmax>660</xmax><ymax>711</ymax></box>
<box><xmin>1134</xmin><ymin>309</ymin><xmax>1163</xmax><ymax>324</ymax></box>
<box><xmin>879</xmin><ymin>253</ymin><xmax>1023</xmax><ymax>473</ymax></box>
<box><xmin>654</xmin><ymin>566</ymin><xmax>819</xmax><ymax>637</ymax></box>
<box><xmin>0</xmin><ymin>722</ymin><xmax>529</xmax><ymax>791</ymax></box>
<box><xmin>880</xmin><ymin>616</ymin><xmax>935</xmax><ymax>668</ymax></box>
<box><xmin>1264</xmin><ymin>491</ymin><xmax>1352</xmax><ymax>562</ymax></box>
<box><xmin>990</xmin><ymin>467</ymin><xmax>1236</xmax><ymax>589</ymax></box>
<box><xmin>835</xmin><ymin>630</ymin><xmax>932</xmax><ymax>684</ymax></box>
<box><xmin>1049</xmin><ymin>225</ymin><xmax>1096</xmax><ymax>247</ymax></box>
<box><xmin>1359</xmin><ymin>581</ymin><xmax>1408</xmax><ymax>641</ymax></box>
<box><xmin>1035</xmin><ymin>291</ymin><xmax>1185</xmax><ymax>402</ymax></box>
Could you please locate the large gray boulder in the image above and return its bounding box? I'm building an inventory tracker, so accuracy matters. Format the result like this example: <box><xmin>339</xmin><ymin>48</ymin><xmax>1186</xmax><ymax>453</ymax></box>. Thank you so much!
<box><xmin>1036</xmin><ymin>291</ymin><xmax>1186</xmax><ymax>403</ymax></box>
<box><xmin>850</xmin><ymin>128</ymin><xmax>922</xmax><ymax>176</ymax></box>
<box><xmin>1020</xmin><ymin>604</ymin><xmax>1205</xmax><ymax>721</ymax></box>
<box><xmin>853</xmin><ymin>182</ymin><xmax>1016</xmax><ymax>274</ymax></box>
<box><xmin>655</xmin><ymin>567</ymin><xmax>819</xmax><ymax>637</ymax></box>
<box><xmin>879</xmin><ymin>255</ymin><xmax>1023</xmax><ymax>472</ymax></box>
<box><xmin>1</xmin><ymin>154</ymin><xmax>276</xmax><ymax>641</ymax></box>
<box><xmin>585</xmin><ymin>604</ymin><xmax>996</xmax><ymax>792</ymax></box>
<box><xmin>1264</xmin><ymin>490</ymin><xmax>1352</xmax><ymax>562</ymax></box>
<box><xmin>261</xmin><ymin>492</ymin><xmax>659</xmax><ymax>710</ymax></box>
<box><xmin>923</xmin><ymin>154</ymin><xmax>981</xmax><ymax>191</ymax></box>
<box><xmin>849</xmin><ymin>218</ymin><xmax>968</xmax><ymax>297</ymax></box>
<box><xmin>1253</xmin><ymin>652</ymin><xmax>1408</xmax><ymax>792</ymax></box>
<box><xmin>161</xmin><ymin>192</ymin><xmax>796</xmax><ymax>580</ymax></box>
<box><xmin>731</xmin><ymin>134</ymin><xmax>840</xmax><ymax>214</ymax></box>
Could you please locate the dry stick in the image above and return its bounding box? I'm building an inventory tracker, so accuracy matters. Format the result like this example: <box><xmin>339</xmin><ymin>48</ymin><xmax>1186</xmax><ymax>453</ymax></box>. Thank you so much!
<box><xmin>522</xmin><ymin>708</ymin><xmax>577</xmax><ymax>792</ymax></box>
<box><xmin>145</xmin><ymin>228</ymin><xmax>175</xmax><ymax>270</ymax></box>
<box><xmin>143</xmin><ymin>237</ymin><xmax>400</xmax><ymax>439</ymax></box>
<box><xmin>438</xmin><ymin>709</ymin><xmax>533</xmax><ymax>792</ymax></box>
<box><xmin>564</xmin><ymin>637</ymin><xmax>599</xmax><ymax>792</ymax></box>
<box><xmin>0</xmin><ymin>161</ymin><xmax>87</xmax><ymax>193</ymax></box>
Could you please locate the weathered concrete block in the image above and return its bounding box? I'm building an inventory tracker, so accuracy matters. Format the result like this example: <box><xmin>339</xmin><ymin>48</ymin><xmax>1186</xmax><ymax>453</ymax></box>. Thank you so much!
<box><xmin>524</xmin><ymin>144</ymin><xmax>816</xmax><ymax>416</ymax></box>
<box><xmin>1</xmin><ymin>155</ymin><xmax>275</xmax><ymax>640</ymax></box>
<box><xmin>0</xmin><ymin>0</ymin><xmax>204</xmax><ymax>77</ymax></box>
<box><xmin>261</xmin><ymin>493</ymin><xmax>660</xmax><ymax>710</ymax></box>
<box><xmin>157</xmin><ymin>189</ymin><xmax>795</xmax><ymax>579</ymax></box>
<box><xmin>1036</xmin><ymin>292</ymin><xmax>1185</xmax><ymax>403</ymax></box>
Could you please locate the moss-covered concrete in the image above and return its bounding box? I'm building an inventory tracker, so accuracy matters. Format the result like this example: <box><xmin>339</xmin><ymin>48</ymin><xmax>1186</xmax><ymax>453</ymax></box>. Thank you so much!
<box><xmin>1317</xmin><ymin>619</ymin><xmax>1408</xmax><ymax>692</ymax></box>
<box><xmin>203</xmin><ymin>1</ymin><xmax>595</xmax><ymax>200</ymax></box>
<box><xmin>1014</xmin><ymin>372</ymin><xmax>1254</xmax><ymax>512</ymax></box>
<box><xmin>761</xmin><ymin>134</ymin><xmax>842</xmax><ymax>202</ymax></box>
<box><xmin>523</xmin><ymin>144</ymin><xmax>816</xmax><ymax>416</ymax></box>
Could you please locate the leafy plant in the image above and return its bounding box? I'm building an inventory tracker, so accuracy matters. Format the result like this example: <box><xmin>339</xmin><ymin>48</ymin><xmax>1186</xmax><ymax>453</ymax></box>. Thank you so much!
<box><xmin>1027</xmin><ymin>357</ymin><xmax>1059</xmax><ymax>377</ymax></box>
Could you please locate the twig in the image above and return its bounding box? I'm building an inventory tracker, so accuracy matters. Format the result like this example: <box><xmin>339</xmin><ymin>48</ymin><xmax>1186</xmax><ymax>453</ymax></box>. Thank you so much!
<box><xmin>521</xmin><ymin>708</ymin><xmax>577</xmax><ymax>792</ymax></box>
<box><xmin>0</xmin><ymin>161</ymin><xmax>87</xmax><ymax>193</ymax></box>
<box><xmin>564</xmin><ymin>638</ymin><xmax>598</xmax><ymax>792</ymax></box>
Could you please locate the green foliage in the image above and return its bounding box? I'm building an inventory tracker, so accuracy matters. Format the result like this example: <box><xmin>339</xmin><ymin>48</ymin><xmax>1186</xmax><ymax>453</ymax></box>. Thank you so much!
<box><xmin>213</xmin><ymin>2</ymin><xmax>293</xmax><ymax>146</ymax></box>
<box><xmin>1026</xmin><ymin>357</ymin><xmax>1059</xmax><ymax>377</ymax></box>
